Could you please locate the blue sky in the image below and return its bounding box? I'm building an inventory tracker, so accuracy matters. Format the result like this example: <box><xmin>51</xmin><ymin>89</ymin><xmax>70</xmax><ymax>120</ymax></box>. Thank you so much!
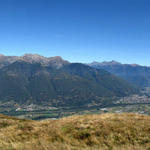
<box><xmin>0</xmin><ymin>0</ymin><xmax>150</xmax><ymax>65</ymax></box>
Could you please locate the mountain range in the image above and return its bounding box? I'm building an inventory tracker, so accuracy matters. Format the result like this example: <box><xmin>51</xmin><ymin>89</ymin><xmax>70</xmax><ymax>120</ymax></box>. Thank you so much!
<box><xmin>0</xmin><ymin>54</ymin><xmax>138</xmax><ymax>107</ymax></box>
<box><xmin>89</xmin><ymin>61</ymin><xmax>150</xmax><ymax>87</ymax></box>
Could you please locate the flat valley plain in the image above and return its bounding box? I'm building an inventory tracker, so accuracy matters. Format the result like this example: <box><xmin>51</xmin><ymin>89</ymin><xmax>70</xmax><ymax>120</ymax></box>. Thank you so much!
<box><xmin>1</xmin><ymin>87</ymin><xmax>150</xmax><ymax>120</ymax></box>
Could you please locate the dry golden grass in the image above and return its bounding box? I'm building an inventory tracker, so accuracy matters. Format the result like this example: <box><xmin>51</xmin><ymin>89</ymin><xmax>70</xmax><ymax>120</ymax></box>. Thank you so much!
<box><xmin>0</xmin><ymin>113</ymin><xmax>150</xmax><ymax>150</ymax></box>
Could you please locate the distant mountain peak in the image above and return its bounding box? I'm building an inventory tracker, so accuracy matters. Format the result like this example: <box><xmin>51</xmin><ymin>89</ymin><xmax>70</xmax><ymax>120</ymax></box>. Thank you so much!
<box><xmin>0</xmin><ymin>54</ymin><xmax>69</xmax><ymax>69</ymax></box>
<box><xmin>23</xmin><ymin>53</ymin><xmax>45</xmax><ymax>58</ymax></box>
<box><xmin>89</xmin><ymin>60</ymin><xmax>121</xmax><ymax>66</ymax></box>
<box><xmin>89</xmin><ymin>60</ymin><xmax>150</xmax><ymax>87</ymax></box>
<box><xmin>22</xmin><ymin>53</ymin><xmax>45</xmax><ymax>62</ymax></box>
<box><xmin>110</xmin><ymin>60</ymin><xmax>121</xmax><ymax>64</ymax></box>
<box><xmin>101</xmin><ymin>60</ymin><xmax>121</xmax><ymax>65</ymax></box>
<box><xmin>22</xmin><ymin>54</ymin><xmax>66</xmax><ymax>62</ymax></box>
<box><xmin>48</xmin><ymin>56</ymin><xmax>64</xmax><ymax>61</ymax></box>
<box><xmin>21</xmin><ymin>54</ymin><xmax>69</xmax><ymax>68</ymax></box>
<box><xmin>89</xmin><ymin>61</ymin><xmax>142</xmax><ymax>67</ymax></box>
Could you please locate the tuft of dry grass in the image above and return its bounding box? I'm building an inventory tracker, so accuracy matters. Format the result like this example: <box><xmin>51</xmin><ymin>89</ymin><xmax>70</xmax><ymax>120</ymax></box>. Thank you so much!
<box><xmin>0</xmin><ymin>113</ymin><xmax>150</xmax><ymax>150</ymax></box>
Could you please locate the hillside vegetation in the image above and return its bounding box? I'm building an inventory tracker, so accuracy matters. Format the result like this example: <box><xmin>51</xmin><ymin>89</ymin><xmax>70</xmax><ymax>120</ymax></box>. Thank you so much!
<box><xmin>0</xmin><ymin>113</ymin><xmax>150</xmax><ymax>150</ymax></box>
<box><xmin>0</xmin><ymin>60</ymin><xmax>138</xmax><ymax>107</ymax></box>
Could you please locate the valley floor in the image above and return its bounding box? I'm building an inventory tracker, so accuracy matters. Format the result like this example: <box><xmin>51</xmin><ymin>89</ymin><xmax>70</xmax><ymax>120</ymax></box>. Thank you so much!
<box><xmin>1</xmin><ymin>103</ymin><xmax>150</xmax><ymax>120</ymax></box>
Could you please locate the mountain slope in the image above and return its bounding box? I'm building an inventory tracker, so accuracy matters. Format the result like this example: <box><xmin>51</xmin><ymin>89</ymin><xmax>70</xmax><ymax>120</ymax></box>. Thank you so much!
<box><xmin>0</xmin><ymin>55</ymin><xmax>138</xmax><ymax>107</ymax></box>
<box><xmin>89</xmin><ymin>61</ymin><xmax>150</xmax><ymax>87</ymax></box>
<box><xmin>0</xmin><ymin>113</ymin><xmax>150</xmax><ymax>150</ymax></box>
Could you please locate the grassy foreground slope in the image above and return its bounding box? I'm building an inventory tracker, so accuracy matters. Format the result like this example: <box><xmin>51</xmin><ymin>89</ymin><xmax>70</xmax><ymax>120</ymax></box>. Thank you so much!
<box><xmin>0</xmin><ymin>114</ymin><xmax>150</xmax><ymax>150</ymax></box>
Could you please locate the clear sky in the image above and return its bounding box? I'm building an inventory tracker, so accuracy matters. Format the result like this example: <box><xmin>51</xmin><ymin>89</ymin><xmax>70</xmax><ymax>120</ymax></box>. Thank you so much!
<box><xmin>0</xmin><ymin>0</ymin><xmax>150</xmax><ymax>65</ymax></box>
